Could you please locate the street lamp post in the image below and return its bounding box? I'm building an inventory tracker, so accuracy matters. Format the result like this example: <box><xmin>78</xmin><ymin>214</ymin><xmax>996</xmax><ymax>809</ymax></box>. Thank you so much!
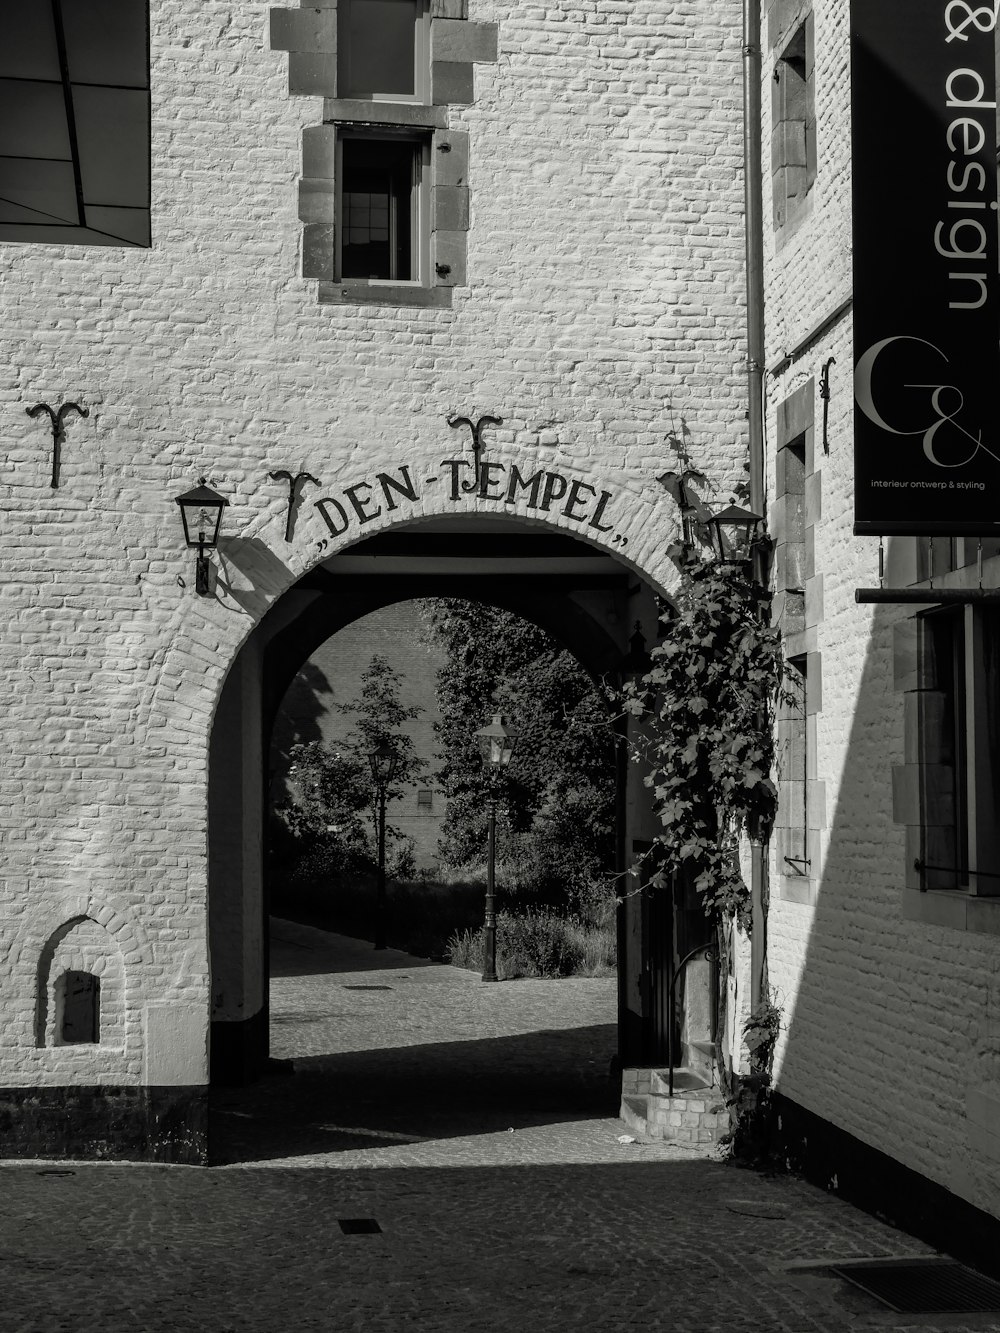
<box><xmin>368</xmin><ymin>739</ymin><xmax>399</xmax><ymax>951</ymax></box>
<box><xmin>475</xmin><ymin>713</ymin><xmax>516</xmax><ymax>983</ymax></box>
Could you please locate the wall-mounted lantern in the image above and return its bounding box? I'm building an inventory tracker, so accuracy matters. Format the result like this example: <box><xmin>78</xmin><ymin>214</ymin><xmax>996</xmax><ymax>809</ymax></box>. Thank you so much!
<box><xmin>174</xmin><ymin>480</ymin><xmax>229</xmax><ymax>595</ymax></box>
<box><xmin>705</xmin><ymin>503</ymin><xmax>764</xmax><ymax>568</ymax></box>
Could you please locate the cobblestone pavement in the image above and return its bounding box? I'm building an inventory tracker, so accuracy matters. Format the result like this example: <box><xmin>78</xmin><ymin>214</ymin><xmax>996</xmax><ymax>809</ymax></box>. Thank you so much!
<box><xmin>1</xmin><ymin>921</ymin><xmax>996</xmax><ymax>1333</ymax></box>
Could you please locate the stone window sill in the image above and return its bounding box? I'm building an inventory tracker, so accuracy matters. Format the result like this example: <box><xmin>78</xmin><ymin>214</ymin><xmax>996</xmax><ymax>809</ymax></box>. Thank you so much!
<box><xmin>318</xmin><ymin>280</ymin><xmax>452</xmax><ymax>308</ymax></box>
<box><xmin>323</xmin><ymin>99</ymin><xmax>447</xmax><ymax>129</ymax></box>
<box><xmin>902</xmin><ymin>888</ymin><xmax>1000</xmax><ymax>936</ymax></box>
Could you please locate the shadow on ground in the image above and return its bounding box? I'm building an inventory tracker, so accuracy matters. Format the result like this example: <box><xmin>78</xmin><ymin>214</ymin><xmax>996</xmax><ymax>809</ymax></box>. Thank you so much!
<box><xmin>269</xmin><ymin>919</ymin><xmax>456</xmax><ymax>978</ymax></box>
<box><xmin>0</xmin><ymin>1158</ymin><xmax>919</xmax><ymax>1333</ymax></box>
<box><xmin>209</xmin><ymin>1024</ymin><xmax>619</xmax><ymax>1165</ymax></box>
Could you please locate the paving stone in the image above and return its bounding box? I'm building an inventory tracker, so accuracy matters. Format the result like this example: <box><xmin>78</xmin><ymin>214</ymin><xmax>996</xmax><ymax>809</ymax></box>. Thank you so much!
<box><xmin>0</xmin><ymin>924</ymin><xmax>987</xmax><ymax>1333</ymax></box>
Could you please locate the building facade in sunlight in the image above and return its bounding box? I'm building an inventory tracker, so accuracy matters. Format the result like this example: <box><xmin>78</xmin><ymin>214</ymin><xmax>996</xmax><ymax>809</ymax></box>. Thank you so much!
<box><xmin>0</xmin><ymin>0</ymin><xmax>750</xmax><ymax>1161</ymax></box>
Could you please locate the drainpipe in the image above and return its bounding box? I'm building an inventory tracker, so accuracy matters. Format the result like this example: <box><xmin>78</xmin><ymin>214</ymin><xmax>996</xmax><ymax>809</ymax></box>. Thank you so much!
<box><xmin>743</xmin><ymin>0</ymin><xmax>767</xmax><ymax>1012</ymax></box>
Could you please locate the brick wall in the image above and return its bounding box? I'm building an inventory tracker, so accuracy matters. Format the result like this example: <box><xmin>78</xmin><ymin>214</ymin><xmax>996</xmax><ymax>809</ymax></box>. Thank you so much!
<box><xmin>761</xmin><ymin>0</ymin><xmax>1000</xmax><ymax>1226</ymax></box>
<box><xmin>0</xmin><ymin>0</ymin><xmax>747</xmax><ymax>1103</ymax></box>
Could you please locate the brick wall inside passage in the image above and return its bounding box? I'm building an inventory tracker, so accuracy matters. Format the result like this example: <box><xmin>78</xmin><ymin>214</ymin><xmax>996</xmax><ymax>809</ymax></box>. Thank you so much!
<box><xmin>272</xmin><ymin>601</ymin><xmax>447</xmax><ymax>869</ymax></box>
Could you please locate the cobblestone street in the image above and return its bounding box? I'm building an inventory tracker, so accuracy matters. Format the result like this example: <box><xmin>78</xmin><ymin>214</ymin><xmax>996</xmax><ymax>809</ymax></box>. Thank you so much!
<box><xmin>1</xmin><ymin>922</ymin><xmax>993</xmax><ymax>1332</ymax></box>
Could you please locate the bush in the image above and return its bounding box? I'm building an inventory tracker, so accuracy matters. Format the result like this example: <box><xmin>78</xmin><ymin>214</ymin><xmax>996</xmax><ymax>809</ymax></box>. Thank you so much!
<box><xmin>447</xmin><ymin>910</ymin><xmax>615</xmax><ymax>979</ymax></box>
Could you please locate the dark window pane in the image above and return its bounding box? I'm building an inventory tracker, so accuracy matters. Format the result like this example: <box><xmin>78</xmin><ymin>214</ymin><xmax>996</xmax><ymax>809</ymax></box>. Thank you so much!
<box><xmin>0</xmin><ymin>6</ymin><xmax>60</xmax><ymax>81</ymax></box>
<box><xmin>0</xmin><ymin>157</ymin><xmax>78</xmax><ymax>224</ymax></box>
<box><xmin>339</xmin><ymin>0</ymin><xmax>417</xmax><ymax>98</ymax></box>
<box><xmin>62</xmin><ymin>0</ymin><xmax>149</xmax><ymax>88</ymax></box>
<box><xmin>0</xmin><ymin>79</ymin><xmax>72</xmax><ymax>160</ymax></box>
<box><xmin>341</xmin><ymin>138</ymin><xmax>413</xmax><ymax>280</ymax></box>
<box><xmin>61</xmin><ymin>971</ymin><xmax>100</xmax><ymax>1044</ymax></box>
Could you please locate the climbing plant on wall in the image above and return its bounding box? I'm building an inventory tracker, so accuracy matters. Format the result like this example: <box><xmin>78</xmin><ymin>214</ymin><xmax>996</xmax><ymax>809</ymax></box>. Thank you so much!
<box><xmin>623</xmin><ymin>546</ymin><xmax>785</xmax><ymax>930</ymax></box>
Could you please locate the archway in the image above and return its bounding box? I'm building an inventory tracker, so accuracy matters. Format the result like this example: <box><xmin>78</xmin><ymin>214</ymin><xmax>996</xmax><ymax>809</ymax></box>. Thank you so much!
<box><xmin>206</xmin><ymin>514</ymin><xmax>704</xmax><ymax>1120</ymax></box>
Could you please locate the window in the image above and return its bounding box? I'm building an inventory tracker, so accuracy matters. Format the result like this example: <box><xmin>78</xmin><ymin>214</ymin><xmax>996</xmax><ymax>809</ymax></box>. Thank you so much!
<box><xmin>0</xmin><ymin>2</ymin><xmax>151</xmax><ymax>247</ymax></box>
<box><xmin>771</xmin><ymin>15</ymin><xmax>816</xmax><ymax>232</ymax></box>
<box><xmin>777</xmin><ymin>655</ymin><xmax>809</xmax><ymax>875</ymax></box>
<box><xmin>909</xmin><ymin>607</ymin><xmax>1000</xmax><ymax>895</ymax></box>
<box><xmin>336</xmin><ymin>133</ymin><xmax>429</xmax><ymax>283</ymax></box>
<box><xmin>417</xmin><ymin>789</ymin><xmax>433</xmax><ymax>811</ymax></box>
<box><xmin>58</xmin><ymin>970</ymin><xmax>100</xmax><ymax>1044</ymax></box>
<box><xmin>337</xmin><ymin>0</ymin><xmax>430</xmax><ymax>102</ymax></box>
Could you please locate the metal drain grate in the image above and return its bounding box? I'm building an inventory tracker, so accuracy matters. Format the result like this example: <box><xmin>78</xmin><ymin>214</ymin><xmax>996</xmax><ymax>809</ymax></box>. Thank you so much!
<box><xmin>338</xmin><ymin>1218</ymin><xmax>382</xmax><ymax>1235</ymax></box>
<box><xmin>830</xmin><ymin>1258</ymin><xmax>1000</xmax><ymax>1313</ymax></box>
<box><xmin>342</xmin><ymin>984</ymin><xmax>392</xmax><ymax>991</ymax></box>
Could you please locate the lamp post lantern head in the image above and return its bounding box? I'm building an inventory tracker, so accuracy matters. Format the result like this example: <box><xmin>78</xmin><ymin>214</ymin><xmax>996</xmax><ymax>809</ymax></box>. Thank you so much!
<box><xmin>369</xmin><ymin>739</ymin><xmax>399</xmax><ymax>787</ymax></box>
<box><xmin>175</xmin><ymin>480</ymin><xmax>229</xmax><ymax>550</ymax></box>
<box><xmin>476</xmin><ymin>713</ymin><xmax>515</xmax><ymax>771</ymax></box>
<box><xmin>175</xmin><ymin>480</ymin><xmax>228</xmax><ymax>596</ymax></box>
<box><xmin>706</xmin><ymin>503</ymin><xmax>764</xmax><ymax>567</ymax></box>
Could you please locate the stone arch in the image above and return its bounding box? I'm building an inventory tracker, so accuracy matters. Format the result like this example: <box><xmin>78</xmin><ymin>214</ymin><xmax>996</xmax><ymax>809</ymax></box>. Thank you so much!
<box><xmin>150</xmin><ymin>463</ymin><xmax>684</xmax><ymax>755</ymax></box>
<box><xmin>36</xmin><ymin>916</ymin><xmax>126</xmax><ymax>1050</ymax></box>
<box><xmin>205</xmin><ymin>507</ymin><xmax>674</xmax><ymax>1084</ymax></box>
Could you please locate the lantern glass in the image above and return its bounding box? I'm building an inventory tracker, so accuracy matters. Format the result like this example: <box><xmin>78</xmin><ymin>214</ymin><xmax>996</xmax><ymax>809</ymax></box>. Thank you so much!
<box><xmin>369</xmin><ymin>739</ymin><xmax>399</xmax><ymax>786</ymax></box>
<box><xmin>707</xmin><ymin>503</ymin><xmax>763</xmax><ymax>564</ymax></box>
<box><xmin>175</xmin><ymin>482</ymin><xmax>229</xmax><ymax>549</ymax></box>
<box><xmin>476</xmin><ymin>713</ymin><xmax>515</xmax><ymax>770</ymax></box>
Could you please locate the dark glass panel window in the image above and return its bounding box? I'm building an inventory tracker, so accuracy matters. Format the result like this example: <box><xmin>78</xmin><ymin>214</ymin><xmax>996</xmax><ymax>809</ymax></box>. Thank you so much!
<box><xmin>61</xmin><ymin>971</ymin><xmax>100</xmax><ymax>1044</ymax></box>
<box><xmin>341</xmin><ymin>139</ymin><xmax>413</xmax><ymax>280</ymax></box>
<box><xmin>338</xmin><ymin>0</ymin><xmax>419</xmax><ymax>99</ymax></box>
<box><xmin>0</xmin><ymin>0</ymin><xmax>150</xmax><ymax>247</ymax></box>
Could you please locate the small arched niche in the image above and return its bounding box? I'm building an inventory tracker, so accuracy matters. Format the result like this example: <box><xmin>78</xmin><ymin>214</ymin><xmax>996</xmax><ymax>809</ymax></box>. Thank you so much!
<box><xmin>36</xmin><ymin>917</ymin><xmax>124</xmax><ymax>1049</ymax></box>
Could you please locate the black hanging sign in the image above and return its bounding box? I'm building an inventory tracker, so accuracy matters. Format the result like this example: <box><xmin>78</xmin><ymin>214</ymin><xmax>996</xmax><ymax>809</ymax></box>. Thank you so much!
<box><xmin>852</xmin><ymin>0</ymin><xmax>1000</xmax><ymax>535</ymax></box>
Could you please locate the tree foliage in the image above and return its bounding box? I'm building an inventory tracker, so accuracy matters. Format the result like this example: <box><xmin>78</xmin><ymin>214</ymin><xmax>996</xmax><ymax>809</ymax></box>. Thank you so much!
<box><xmin>337</xmin><ymin>653</ymin><xmax>427</xmax><ymax>853</ymax></box>
<box><xmin>272</xmin><ymin>653</ymin><xmax>426</xmax><ymax>877</ymax></box>
<box><xmin>272</xmin><ymin>740</ymin><xmax>370</xmax><ymax>871</ymax></box>
<box><xmin>423</xmin><ymin>599</ymin><xmax>616</xmax><ymax>900</ymax></box>
<box><xmin>623</xmin><ymin>551</ymin><xmax>784</xmax><ymax>929</ymax></box>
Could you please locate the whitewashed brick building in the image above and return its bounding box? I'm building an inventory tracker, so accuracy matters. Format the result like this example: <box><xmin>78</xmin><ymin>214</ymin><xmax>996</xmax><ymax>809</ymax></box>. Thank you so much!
<box><xmin>1</xmin><ymin>0</ymin><xmax>999</xmax><ymax>1275</ymax></box>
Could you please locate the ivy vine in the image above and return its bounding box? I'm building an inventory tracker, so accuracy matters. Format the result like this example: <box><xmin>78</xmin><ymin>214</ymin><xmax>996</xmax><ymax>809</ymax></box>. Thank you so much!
<box><xmin>623</xmin><ymin>547</ymin><xmax>787</xmax><ymax>930</ymax></box>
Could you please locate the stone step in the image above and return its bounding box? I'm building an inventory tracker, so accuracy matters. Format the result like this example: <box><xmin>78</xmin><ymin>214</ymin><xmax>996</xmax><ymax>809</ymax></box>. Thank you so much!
<box><xmin>620</xmin><ymin>1093</ymin><xmax>656</xmax><ymax>1140</ymax></box>
<box><xmin>650</xmin><ymin>1065</ymin><xmax>713</xmax><ymax>1097</ymax></box>
<box><xmin>683</xmin><ymin>1038</ymin><xmax>717</xmax><ymax>1085</ymax></box>
<box><xmin>619</xmin><ymin>1081</ymin><xmax>730</xmax><ymax>1148</ymax></box>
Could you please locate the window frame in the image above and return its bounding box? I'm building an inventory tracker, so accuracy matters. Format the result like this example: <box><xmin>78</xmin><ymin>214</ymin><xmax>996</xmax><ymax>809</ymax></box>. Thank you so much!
<box><xmin>914</xmin><ymin>605</ymin><xmax>1000</xmax><ymax>898</ymax></box>
<box><xmin>336</xmin><ymin>0</ymin><xmax>431</xmax><ymax>104</ymax></box>
<box><xmin>334</xmin><ymin>129</ymin><xmax>430</xmax><ymax>287</ymax></box>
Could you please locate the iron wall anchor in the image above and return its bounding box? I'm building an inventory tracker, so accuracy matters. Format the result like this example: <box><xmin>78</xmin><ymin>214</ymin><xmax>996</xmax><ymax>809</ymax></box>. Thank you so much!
<box><xmin>447</xmin><ymin>413</ymin><xmax>503</xmax><ymax>494</ymax></box>
<box><xmin>269</xmin><ymin>469</ymin><xmax>321</xmax><ymax>542</ymax></box>
<box><xmin>26</xmin><ymin>401</ymin><xmax>89</xmax><ymax>488</ymax></box>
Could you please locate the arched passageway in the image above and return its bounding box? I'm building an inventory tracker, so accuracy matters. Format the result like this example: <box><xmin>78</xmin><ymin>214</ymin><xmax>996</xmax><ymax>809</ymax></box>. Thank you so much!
<box><xmin>207</xmin><ymin>516</ymin><xmax>713</xmax><ymax>1152</ymax></box>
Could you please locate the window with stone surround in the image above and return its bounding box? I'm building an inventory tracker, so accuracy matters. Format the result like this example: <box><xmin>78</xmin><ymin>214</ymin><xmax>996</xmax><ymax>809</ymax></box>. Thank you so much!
<box><xmin>337</xmin><ymin>132</ymin><xmax>429</xmax><ymax>282</ymax></box>
<box><xmin>897</xmin><ymin>607</ymin><xmax>1000</xmax><ymax>900</ymax></box>
<box><xmin>771</xmin><ymin>9</ymin><xmax>816</xmax><ymax>235</ymax></box>
<box><xmin>771</xmin><ymin>379</ymin><xmax>824</xmax><ymax>903</ymax></box>
<box><xmin>270</xmin><ymin>0</ymin><xmax>497</xmax><ymax>308</ymax></box>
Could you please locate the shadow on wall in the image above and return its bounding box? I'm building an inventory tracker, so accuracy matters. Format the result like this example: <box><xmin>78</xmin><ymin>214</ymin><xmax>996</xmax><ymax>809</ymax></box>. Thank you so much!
<box><xmin>769</xmin><ymin>588</ymin><xmax>1000</xmax><ymax>1270</ymax></box>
